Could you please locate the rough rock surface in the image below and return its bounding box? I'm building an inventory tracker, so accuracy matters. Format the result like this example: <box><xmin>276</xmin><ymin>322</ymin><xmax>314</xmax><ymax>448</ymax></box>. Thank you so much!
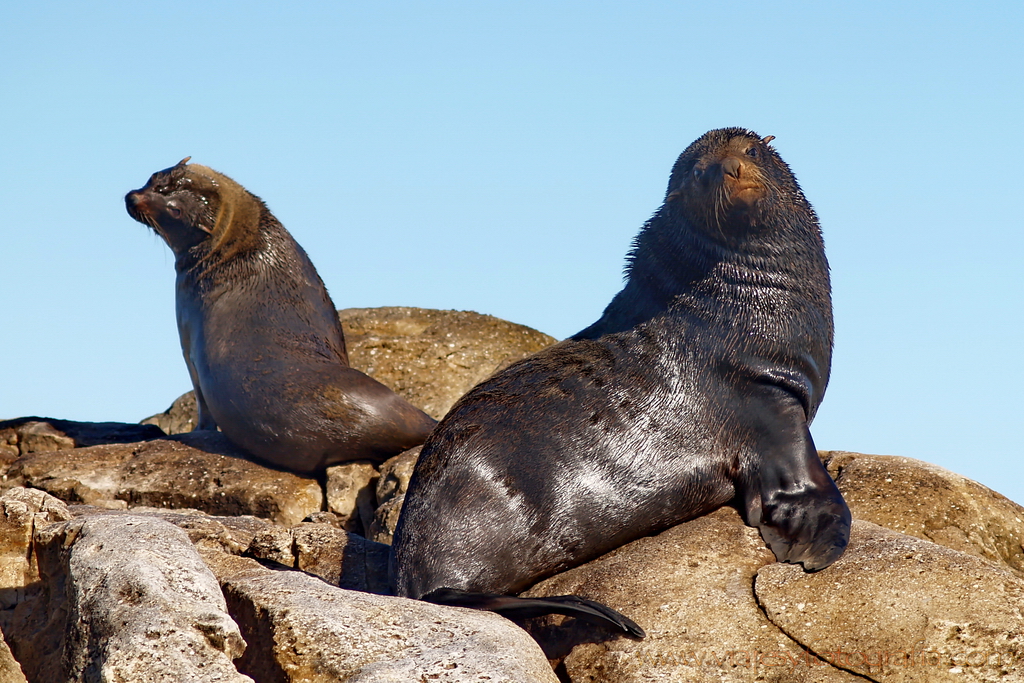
<box><xmin>0</xmin><ymin>418</ymin><xmax>163</xmax><ymax>462</ymax></box>
<box><xmin>4</xmin><ymin>508</ymin><xmax>250</xmax><ymax>683</ymax></box>
<box><xmin>247</xmin><ymin>522</ymin><xmax>390</xmax><ymax>594</ymax></box>
<box><xmin>324</xmin><ymin>460</ymin><xmax>380</xmax><ymax>534</ymax></box>
<box><xmin>203</xmin><ymin>552</ymin><xmax>559</xmax><ymax>683</ymax></box>
<box><xmin>757</xmin><ymin>521</ymin><xmax>1024</xmax><ymax>682</ymax></box>
<box><xmin>140</xmin><ymin>391</ymin><xmax>198</xmax><ymax>436</ymax></box>
<box><xmin>524</xmin><ymin>507</ymin><xmax>1024</xmax><ymax>682</ymax></box>
<box><xmin>523</xmin><ymin>508</ymin><xmax>862</xmax><ymax>682</ymax></box>
<box><xmin>0</xmin><ymin>488</ymin><xmax>72</xmax><ymax>611</ymax></box>
<box><xmin>4</xmin><ymin>435</ymin><xmax>322</xmax><ymax>525</ymax></box>
<box><xmin>824</xmin><ymin>450</ymin><xmax>1024</xmax><ymax>576</ymax></box>
<box><xmin>338</xmin><ymin>306</ymin><xmax>556</xmax><ymax>419</ymax></box>
<box><xmin>368</xmin><ymin>445</ymin><xmax>420</xmax><ymax>544</ymax></box>
<box><xmin>0</xmin><ymin>489</ymin><xmax>71</xmax><ymax>682</ymax></box>
<box><xmin>67</xmin><ymin>505</ymin><xmax>279</xmax><ymax>557</ymax></box>
<box><xmin>0</xmin><ymin>637</ymin><xmax>26</xmax><ymax>683</ymax></box>
<box><xmin>59</xmin><ymin>516</ymin><xmax>251</xmax><ymax>682</ymax></box>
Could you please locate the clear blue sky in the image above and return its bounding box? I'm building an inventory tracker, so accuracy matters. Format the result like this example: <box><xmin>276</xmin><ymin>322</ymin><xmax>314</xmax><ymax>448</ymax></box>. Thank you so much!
<box><xmin>2</xmin><ymin>3</ymin><xmax>1022</xmax><ymax>505</ymax></box>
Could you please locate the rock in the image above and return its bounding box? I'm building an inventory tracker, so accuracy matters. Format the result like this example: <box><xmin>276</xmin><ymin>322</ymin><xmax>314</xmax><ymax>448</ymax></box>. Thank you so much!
<box><xmin>823</xmin><ymin>451</ymin><xmax>1024</xmax><ymax>577</ymax></box>
<box><xmin>756</xmin><ymin>521</ymin><xmax>1024</xmax><ymax>682</ymax></box>
<box><xmin>140</xmin><ymin>391</ymin><xmax>198</xmax><ymax>435</ymax></box>
<box><xmin>0</xmin><ymin>422</ymin><xmax>72</xmax><ymax>457</ymax></box>
<box><xmin>0</xmin><ymin>489</ymin><xmax>71</xmax><ymax>682</ymax></box>
<box><xmin>61</xmin><ymin>516</ymin><xmax>252</xmax><ymax>682</ymax></box>
<box><xmin>339</xmin><ymin>306</ymin><xmax>556</xmax><ymax>420</ymax></box>
<box><xmin>522</xmin><ymin>507</ymin><xmax>861</xmax><ymax>682</ymax></box>
<box><xmin>368</xmin><ymin>445</ymin><xmax>420</xmax><ymax>544</ymax></box>
<box><xmin>0</xmin><ymin>417</ymin><xmax>163</xmax><ymax>455</ymax></box>
<box><xmin>324</xmin><ymin>461</ymin><xmax>379</xmax><ymax>534</ymax></box>
<box><xmin>0</xmin><ymin>433</ymin><xmax>18</xmax><ymax>467</ymax></box>
<box><xmin>293</xmin><ymin>524</ymin><xmax>390</xmax><ymax>594</ymax></box>
<box><xmin>6</xmin><ymin>435</ymin><xmax>322</xmax><ymax>525</ymax></box>
<box><xmin>246</xmin><ymin>522</ymin><xmax>390</xmax><ymax>594</ymax></box>
<box><xmin>303</xmin><ymin>510</ymin><xmax>344</xmax><ymax>527</ymax></box>
<box><xmin>245</xmin><ymin>523</ymin><xmax>296</xmax><ymax>567</ymax></box>
<box><xmin>7</xmin><ymin>291</ymin><xmax>1024</xmax><ymax>683</ymax></box>
<box><xmin>5</xmin><ymin>514</ymin><xmax>251</xmax><ymax>683</ymax></box>
<box><xmin>0</xmin><ymin>638</ymin><xmax>26</xmax><ymax>683</ymax></box>
<box><xmin>67</xmin><ymin>505</ymin><xmax>280</xmax><ymax>557</ymax></box>
<box><xmin>0</xmin><ymin>488</ymin><xmax>71</xmax><ymax>610</ymax></box>
<box><xmin>158</xmin><ymin>511</ymin><xmax>278</xmax><ymax>556</ymax></box>
<box><xmin>368</xmin><ymin>498</ymin><xmax>401</xmax><ymax>547</ymax></box>
<box><xmin>203</xmin><ymin>552</ymin><xmax>560</xmax><ymax>683</ymax></box>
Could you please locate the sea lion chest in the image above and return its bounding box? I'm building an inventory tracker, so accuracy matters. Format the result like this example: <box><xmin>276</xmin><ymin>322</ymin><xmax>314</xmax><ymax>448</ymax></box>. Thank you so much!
<box><xmin>173</xmin><ymin>255</ymin><xmax>346</xmax><ymax>410</ymax></box>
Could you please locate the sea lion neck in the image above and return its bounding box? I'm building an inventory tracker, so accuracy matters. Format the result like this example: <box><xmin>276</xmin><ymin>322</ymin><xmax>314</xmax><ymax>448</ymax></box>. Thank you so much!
<box><xmin>181</xmin><ymin>165</ymin><xmax>265</xmax><ymax>269</ymax></box>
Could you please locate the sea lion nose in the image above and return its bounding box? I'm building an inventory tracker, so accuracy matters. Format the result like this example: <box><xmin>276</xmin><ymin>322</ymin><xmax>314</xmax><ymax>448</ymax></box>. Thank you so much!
<box><xmin>722</xmin><ymin>157</ymin><xmax>742</xmax><ymax>179</ymax></box>
<box><xmin>125</xmin><ymin>190</ymin><xmax>150</xmax><ymax>215</ymax></box>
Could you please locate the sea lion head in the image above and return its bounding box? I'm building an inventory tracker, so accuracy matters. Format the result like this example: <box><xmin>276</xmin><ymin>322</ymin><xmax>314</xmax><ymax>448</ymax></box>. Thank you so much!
<box><xmin>125</xmin><ymin>159</ymin><xmax>262</xmax><ymax>261</ymax></box>
<box><xmin>665</xmin><ymin>128</ymin><xmax>801</xmax><ymax>237</ymax></box>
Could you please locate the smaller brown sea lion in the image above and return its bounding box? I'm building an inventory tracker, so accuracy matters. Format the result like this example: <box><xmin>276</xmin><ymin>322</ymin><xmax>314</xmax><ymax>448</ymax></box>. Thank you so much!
<box><xmin>125</xmin><ymin>159</ymin><xmax>436</xmax><ymax>474</ymax></box>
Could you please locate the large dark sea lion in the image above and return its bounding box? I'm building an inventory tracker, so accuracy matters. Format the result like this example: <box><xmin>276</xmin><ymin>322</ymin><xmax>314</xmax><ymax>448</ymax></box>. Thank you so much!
<box><xmin>391</xmin><ymin>128</ymin><xmax>850</xmax><ymax>637</ymax></box>
<box><xmin>125</xmin><ymin>160</ymin><xmax>436</xmax><ymax>474</ymax></box>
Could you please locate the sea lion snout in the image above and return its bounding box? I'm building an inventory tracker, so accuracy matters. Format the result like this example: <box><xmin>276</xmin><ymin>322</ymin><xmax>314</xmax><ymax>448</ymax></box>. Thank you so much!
<box><xmin>125</xmin><ymin>189</ymin><xmax>152</xmax><ymax>220</ymax></box>
<box><xmin>691</xmin><ymin>155</ymin><xmax>747</xmax><ymax>186</ymax></box>
<box><xmin>722</xmin><ymin>156</ymin><xmax>742</xmax><ymax>179</ymax></box>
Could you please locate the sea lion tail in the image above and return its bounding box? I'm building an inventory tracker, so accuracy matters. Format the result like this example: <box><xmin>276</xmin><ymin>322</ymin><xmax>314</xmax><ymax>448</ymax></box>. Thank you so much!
<box><xmin>421</xmin><ymin>588</ymin><xmax>646</xmax><ymax>638</ymax></box>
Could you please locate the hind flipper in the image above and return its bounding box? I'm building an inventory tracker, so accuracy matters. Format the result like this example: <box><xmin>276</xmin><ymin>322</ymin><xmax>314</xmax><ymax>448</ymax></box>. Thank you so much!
<box><xmin>422</xmin><ymin>588</ymin><xmax>645</xmax><ymax>638</ymax></box>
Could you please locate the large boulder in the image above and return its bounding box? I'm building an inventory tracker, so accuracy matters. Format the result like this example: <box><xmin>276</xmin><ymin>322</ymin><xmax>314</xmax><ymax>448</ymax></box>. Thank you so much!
<box><xmin>5</xmin><ymin>301</ymin><xmax>1024</xmax><ymax>683</ymax></box>
<box><xmin>823</xmin><ymin>450</ymin><xmax>1024</xmax><ymax>576</ymax></box>
<box><xmin>522</xmin><ymin>508</ymin><xmax>861</xmax><ymax>682</ymax></box>
<box><xmin>53</xmin><ymin>516</ymin><xmax>250</xmax><ymax>683</ymax></box>
<box><xmin>338</xmin><ymin>306</ymin><xmax>555</xmax><ymax>419</ymax></box>
<box><xmin>203</xmin><ymin>552</ymin><xmax>559</xmax><ymax>683</ymax></box>
<box><xmin>1</xmin><ymin>507</ymin><xmax>250</xmax><ymax>683</ymax></box>
<box><xmin>523</xmin><ymin>506</ymin><xmax>1024</xmax><ymax>682</ymax></box>
<box><xmin>756</xmin><ymin>521</ymin><xmax>1024</xmax><ymax>682</ymax></box>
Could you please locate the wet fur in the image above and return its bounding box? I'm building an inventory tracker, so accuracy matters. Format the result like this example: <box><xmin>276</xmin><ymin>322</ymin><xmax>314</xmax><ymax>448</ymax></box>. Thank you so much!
<box><xmin>390</xmin><ymin>128</ymin><xmax>850</xmax><ymax>634</ymax></box>
<box><xmin>126</xmin><ymin>161</ymin><xmax>436</xmax><ymax>474</ymax></box>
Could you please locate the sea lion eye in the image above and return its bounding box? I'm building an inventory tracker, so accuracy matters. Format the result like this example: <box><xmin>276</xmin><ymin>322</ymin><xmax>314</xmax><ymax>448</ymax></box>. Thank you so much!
<box><xmin>692</xmin><ymin>166</ymin><xmax>703</xmax><ymax>180</ymax></box>
<box><xmin>745</xmin><ymin>147</ymin><xmax>758</xmax><ymax>158</ymax></box>
<box><xmin>166</xmin><ymin>201</ymin><xmax>182</xmax><ymax>219</ymax></box>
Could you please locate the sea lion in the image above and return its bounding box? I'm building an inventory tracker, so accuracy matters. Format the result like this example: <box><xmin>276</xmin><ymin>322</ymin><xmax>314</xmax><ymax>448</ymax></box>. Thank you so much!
<box><xmin>390</xmin><ymin>128</ymin><xmax>850</xmax><ymax>637</ymax></box>
<box><xmin>125</xmin><ymin>159</ymin><xmax>436</xmax><ymax>474</ymax></box>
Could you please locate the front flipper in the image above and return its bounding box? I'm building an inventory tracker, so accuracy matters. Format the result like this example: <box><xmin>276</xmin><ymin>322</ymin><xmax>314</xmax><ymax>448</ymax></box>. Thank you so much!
<box><xmin>740</xmin><ymin>387</ymin><xmax>851</xmax><ymax>571</ymax></box>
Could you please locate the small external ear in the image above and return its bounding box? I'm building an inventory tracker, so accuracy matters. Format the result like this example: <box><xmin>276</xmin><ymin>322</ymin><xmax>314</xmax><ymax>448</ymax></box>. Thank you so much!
<box><xmin>760</xmin><ymin>136</ymin><xmax>775</xmax><ymax>145</ymax></box>
<box><xmin>667</xmin><ymin>189</ymin><xmax>681</xmax><ymax>202</ymax></box>
<box><xmin>176</xmin><ymin>156</ymin><xmax>192</xmax><ymax>167</ymax></box>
